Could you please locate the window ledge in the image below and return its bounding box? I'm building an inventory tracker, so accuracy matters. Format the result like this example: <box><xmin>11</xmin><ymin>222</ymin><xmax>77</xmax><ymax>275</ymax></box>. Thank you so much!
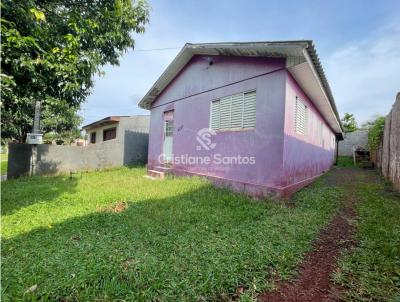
<box><xmin>214</xmin><ymin>127</ymin><xmax>255</xmax><ymax>133</ymax></box>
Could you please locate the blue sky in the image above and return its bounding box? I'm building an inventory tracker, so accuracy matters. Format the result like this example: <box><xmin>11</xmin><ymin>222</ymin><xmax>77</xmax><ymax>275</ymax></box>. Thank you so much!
<box><xmin>82</xmin><ymin>0</ymin><xmax>400</xmax><ymax>127</ymax></box>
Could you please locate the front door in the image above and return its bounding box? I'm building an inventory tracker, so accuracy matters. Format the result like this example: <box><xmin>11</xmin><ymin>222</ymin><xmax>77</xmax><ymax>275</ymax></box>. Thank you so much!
<box><xmin>163</xmin><ymin>111</ymin><xmax>174</xmax><ymax>164</ymax></box>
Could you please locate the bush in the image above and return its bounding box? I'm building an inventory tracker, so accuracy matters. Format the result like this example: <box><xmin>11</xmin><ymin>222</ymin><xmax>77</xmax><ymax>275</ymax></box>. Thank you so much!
<box><xmin>367</xmin><ymin>117</ymin><xmax>385</xmax><ymax>150</ymax></box>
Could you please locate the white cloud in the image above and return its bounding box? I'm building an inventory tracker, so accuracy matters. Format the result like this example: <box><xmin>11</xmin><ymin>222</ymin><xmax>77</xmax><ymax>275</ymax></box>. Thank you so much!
<box><xmin>325</xmin><ymin>19</ymin><xmax>400</xmax><ymax>124</ymax></box>
<box><xmin>82</xmin><ymin>4</ymin><xmax>220</xmax><ymax>124</ymax></box>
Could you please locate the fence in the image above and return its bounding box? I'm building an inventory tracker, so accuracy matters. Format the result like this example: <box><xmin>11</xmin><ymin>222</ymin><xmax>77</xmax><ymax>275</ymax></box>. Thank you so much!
<box><xmin>338</xmin><ymin>130</ymin><xmax>368</xmax><ymax>157</ymax></box>
<box><xmin>7</xmin><ymin>131</ymin><xmax>148</xmax><ymax>179</ymax></box>
<box><xmin>375</xmin><ymin>92</ymin><xmax>400</xmax><ymax>191</ymax></box>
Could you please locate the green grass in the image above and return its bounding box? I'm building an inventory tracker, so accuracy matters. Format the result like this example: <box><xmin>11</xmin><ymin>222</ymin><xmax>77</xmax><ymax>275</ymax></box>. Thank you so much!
<box><xmin>333</xmin><ymin>179</ymin><xmax>400</xmax><ymax>301</ymax></box>
<box><xmin>1</xmin><ymin>153</ymin><xmax>7</xmax><ymax>175</ymax></box>
<box><xmin>337</xmin><ymin>156</ymin><xmax>358</xmax><ymax>167</ymax></box>
<box><xmin>1</xmin><ymin>167</ymin><xmax>341</xmax><ymax>301</ymax></box>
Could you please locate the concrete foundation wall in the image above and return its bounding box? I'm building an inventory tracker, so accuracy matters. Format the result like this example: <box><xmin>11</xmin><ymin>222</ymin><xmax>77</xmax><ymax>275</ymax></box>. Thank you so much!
<box><xmin>338</xmin><ymin>130</ymin><xmax>368</xmax><ymax>157</ymax></box>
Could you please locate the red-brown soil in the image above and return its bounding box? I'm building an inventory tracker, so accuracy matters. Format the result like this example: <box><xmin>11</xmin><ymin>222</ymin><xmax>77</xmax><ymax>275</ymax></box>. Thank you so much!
<box><xmin>258</xmin><ymin>168</ymin><xmax>360</xmax><ymax>302</ymax></box>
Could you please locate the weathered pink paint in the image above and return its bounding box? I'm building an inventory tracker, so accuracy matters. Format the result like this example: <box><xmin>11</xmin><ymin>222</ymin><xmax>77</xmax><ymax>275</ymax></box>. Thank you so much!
<box><xmin>147</xmin><ymin>55</ymin><xmax>336</xmax><ymax>197</ymax></box>
<box><xmin>282</xmin><ymin>73</ymin><xmax>336</xmax><ymax>188</ymax></box>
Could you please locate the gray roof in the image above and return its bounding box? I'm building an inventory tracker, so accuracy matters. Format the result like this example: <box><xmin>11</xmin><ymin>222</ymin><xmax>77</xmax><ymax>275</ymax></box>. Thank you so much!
<box><xmin>138</xmin><ymin>41</ymin><xmax>343</xmax><ymax>134</ymax></box>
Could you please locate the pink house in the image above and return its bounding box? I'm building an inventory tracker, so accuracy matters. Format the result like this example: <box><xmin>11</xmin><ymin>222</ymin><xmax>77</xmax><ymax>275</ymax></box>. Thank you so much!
<box><xmin>139</xmin><ymin>41</ymin><xmax>343</xmax><ymax>197</ymax></box>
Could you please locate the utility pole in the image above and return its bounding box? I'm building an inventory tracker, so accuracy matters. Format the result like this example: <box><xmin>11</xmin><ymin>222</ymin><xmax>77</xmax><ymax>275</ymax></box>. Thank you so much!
<box><xmin>27</xmin><ymin>101</ymin><xmax>43</xmax><ymax>176</ymax></box>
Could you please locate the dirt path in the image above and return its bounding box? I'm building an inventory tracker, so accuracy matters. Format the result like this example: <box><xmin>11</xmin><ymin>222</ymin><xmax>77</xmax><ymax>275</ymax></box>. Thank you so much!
<box><xmin>258</xmin><ymin>167</ymin><xmax>365</xmax><ymax>302</ymax></box>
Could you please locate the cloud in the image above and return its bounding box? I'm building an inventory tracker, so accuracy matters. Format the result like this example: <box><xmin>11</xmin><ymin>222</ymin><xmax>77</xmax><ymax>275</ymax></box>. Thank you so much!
<box><xmin>82</xmin><ymin>2</ymin><xmax>222</xmax><ymax>124</ymax></box>
<box><xmin>325</xmin><ymin>19</ymin><xmax>400</xmax><ymax>124</ymax></box>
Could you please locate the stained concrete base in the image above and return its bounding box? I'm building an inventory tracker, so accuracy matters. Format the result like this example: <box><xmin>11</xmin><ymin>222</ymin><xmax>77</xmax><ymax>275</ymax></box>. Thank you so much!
<box><xmin>148</xmin><ymin>167</ymin><xmax>326</xmax><ymax>199</ymax></box>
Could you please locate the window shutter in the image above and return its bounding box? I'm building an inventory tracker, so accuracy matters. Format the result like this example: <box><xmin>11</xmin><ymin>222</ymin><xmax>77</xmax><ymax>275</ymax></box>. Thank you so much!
<box><xmin>318</xmin><ymin>120</ymin><xmax>323</xmax><ymax>145</ymax></box>
<box><xmin>230</xmin><ymin>93</ymin><xmax>244</xmax><ymax>128</ymax></box>
<box><xmin>243</xmin><ymin>91</ymin><xmax>256</xmax><ymax>128</ymax></box>
<box><xmin>295</xmin><ymin>98</ymin><xmax>307</xmax><ymax>135</ymax></box>
<box><xmin>210</xmin><ymin>100</ymin><xmax>220</xmax><ymax>130</ymax></box>
<box><xmin>209</xmin><ymin>90</ymin><xmax>257</xmax><ymax>131</ymax></box>
<box><xmin>219</xmin><ymin>96</ymin><xmax>232</xmax><ymax>129</ymax></box>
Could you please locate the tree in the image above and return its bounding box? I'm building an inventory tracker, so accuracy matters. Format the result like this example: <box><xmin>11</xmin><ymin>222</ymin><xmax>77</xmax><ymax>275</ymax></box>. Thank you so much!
<box><xmin>1</xmin><ymin>0</ymin><xmax>149</xmax><ymax>142</ymax></box>
<box><xmin>341</xmin><ymin>113</ymin><xmax>357</xmax><ymax>132</ymax></box>
<box><xmin>366</xmin><ymin>116</ymin><xmax>385</xmax><ymax>150</ymax></box>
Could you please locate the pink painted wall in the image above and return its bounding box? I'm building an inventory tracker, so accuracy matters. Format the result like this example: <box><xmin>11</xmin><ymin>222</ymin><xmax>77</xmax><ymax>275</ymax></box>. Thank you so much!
<box><xmin>148</xmin><ymin>56</ymin><xmax>287</xmax><ymax>189</ymax></box>
<box><xmin>282</xmin><ymin>73</ymin><xmax>336</xmax><ymax>186</ymax></box>
<box><xmin>147</xmin><ymin>55</ymin><xmax>336</xmax><ymax>194</ymax></box>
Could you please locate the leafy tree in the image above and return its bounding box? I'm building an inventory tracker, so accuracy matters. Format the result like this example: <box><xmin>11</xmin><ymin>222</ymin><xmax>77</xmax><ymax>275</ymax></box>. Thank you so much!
<box><xmin>367</xmin><ymin>116</ymin><xmax>385</xmax><ymax>150</ymax></box>
<box><xmin>341</xmin><ymin>112</ymin><xmax>358</xmax><ymax>132</ymax></box>
<box><xmin>1</xmin><ymin>0</ymin><xmax>149</xmax><ymax>142</ymax></box>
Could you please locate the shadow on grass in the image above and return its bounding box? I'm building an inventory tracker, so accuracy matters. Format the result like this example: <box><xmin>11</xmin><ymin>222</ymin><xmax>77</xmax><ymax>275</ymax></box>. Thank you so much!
<box><xmin>1</xmin><ymin>175</ymin><xmax>78</xmax><ymax>216</ymax></box>
<box><xmin>1</xmin><ymin>180</ymin><xmax>340</xmax><ymax>301</ymax></box>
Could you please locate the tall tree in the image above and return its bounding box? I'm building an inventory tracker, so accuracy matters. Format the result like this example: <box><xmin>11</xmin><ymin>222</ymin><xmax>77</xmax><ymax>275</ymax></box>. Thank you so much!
<box><xmin>341</xmin><ymin>112</ymin><xmax>358</xmax><ymax>133</ymax></box>
<box><xmin>1</xmin><ymin>0</ymin><xmax>149</xmax><ymax>142</ymax></box>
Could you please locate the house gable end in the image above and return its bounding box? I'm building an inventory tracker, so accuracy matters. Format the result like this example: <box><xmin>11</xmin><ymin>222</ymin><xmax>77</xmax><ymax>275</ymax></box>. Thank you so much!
<box><xmin>151</xmin><ymin>55</ymin><xmax>285</xmax><ymax>108</ymax></box>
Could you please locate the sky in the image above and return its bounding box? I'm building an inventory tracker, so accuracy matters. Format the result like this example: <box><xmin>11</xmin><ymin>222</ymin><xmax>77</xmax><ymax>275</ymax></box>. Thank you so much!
<box><xmin>82</xmin><ymin>0</ymin><xmax>400</xmax><ymax>127</ymax></box>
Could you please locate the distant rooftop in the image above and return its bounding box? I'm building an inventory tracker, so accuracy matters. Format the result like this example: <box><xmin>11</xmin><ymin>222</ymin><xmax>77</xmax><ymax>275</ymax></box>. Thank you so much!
<box><xmin>81</xmin><ymin>116</ymin><xmax>130</xmax><ymax>130</ymax></box>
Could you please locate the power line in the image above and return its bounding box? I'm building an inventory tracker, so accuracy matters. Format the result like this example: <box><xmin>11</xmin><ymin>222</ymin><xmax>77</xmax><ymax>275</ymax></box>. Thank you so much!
<box><xmin>134</xmin><ymin>47</ymin><xmax>181</xmax><ymax>52</ymax></box>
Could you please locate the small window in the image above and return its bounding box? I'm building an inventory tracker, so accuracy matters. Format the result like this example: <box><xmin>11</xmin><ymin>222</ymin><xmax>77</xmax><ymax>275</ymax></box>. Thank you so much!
<box><xmin>210</xmin><ymin>90</ymin><xmax>256</xmax><ymax>131</ymax></box>
<box><xmin>164</xmin><ymin>120</ymin><xmax>173</xmax><ymax>137</ymax></box>
<box><xmin>103</xmin><ymin>127</ymin><xmax>116</xmax><ymax>141</ymax></box>
<box><xmin>295</xmin><ymin>97</ymin><xmax>308</xmax><ymax>135</ymax></box>
<box><xmin>90</xmin><ymin>132</ymin><xmax>96</xmax><ymax>144</ymax></box>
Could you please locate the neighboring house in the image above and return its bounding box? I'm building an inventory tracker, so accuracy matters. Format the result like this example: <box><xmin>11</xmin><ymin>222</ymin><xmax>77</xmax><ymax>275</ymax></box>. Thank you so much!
<box><xmin>338</xmin><ymin>130</ymin><xmax>369</xmax><ymax>157</ymax></box>
<box><xmin>139</xmin><ymin>41</ymin><xmax>344</xmax><ymax>197</ymax></box>
<box><xmin>82</xmin><ymin>115</ymin><xmax>150</xmax><ymax>165</ymax></box>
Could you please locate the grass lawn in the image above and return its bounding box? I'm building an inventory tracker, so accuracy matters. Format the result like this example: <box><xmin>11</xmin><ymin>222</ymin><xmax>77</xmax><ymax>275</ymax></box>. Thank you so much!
<box><xmin>1</xmin><ymin>167</ymin><xmax>341</xmax><ymax>301</ymax></box>
<box><xmin>333</xmin><ymin>175</ymin><xmax>400</xmax><ymax>302</ymax></box>
<box><xmin>336</xmin><ymin>156</ymin><xmax>361</xmax><ymax>168</ymax></box>
<box><xmin>1</xmin><ymin>153</ymin><xmax>7</xmax><ymax>175</ymax></box>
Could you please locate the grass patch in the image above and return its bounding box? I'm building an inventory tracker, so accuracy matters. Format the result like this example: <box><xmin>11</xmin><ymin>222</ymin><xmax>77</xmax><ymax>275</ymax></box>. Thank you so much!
<box><xmin>1</xmin><ymin>153</ymin><xmax>7</xmax><ymax>175</ymax></box>
<box><xmin>336</xmin><ymin>156</ymin><xmax>359</xmax><ymax>168</ymax></box>
<box><xmin>2</xmin><ymin>167</ymin><xmax>341</xmax><ymax>301</ymax></box>
<box><xmin>333</xmin><ymin>179</ymin><xmax>400</xmax><ymax>301</ymax></box>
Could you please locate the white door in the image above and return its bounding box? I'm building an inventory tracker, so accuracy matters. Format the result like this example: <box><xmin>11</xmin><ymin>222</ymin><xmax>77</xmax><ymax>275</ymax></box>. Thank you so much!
<box><xmin>163</xmin><ymin>119</ymin><xmax>174</xmax><ymax>163</ymax></box>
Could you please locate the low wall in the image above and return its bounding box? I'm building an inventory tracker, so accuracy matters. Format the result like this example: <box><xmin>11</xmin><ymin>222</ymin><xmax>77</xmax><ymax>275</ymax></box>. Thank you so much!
<box><xmin>7</xmin><ymin>132</ymin><xmax>148</xmax><ymax>178</ymax></box>
<box><xmin>7</xmin><ymin>144</ymin><xmax>32</xmax><ymax>178</ymax></box>
<box><xmin>338</xmin><ymin>130</ymin><xmax>368</xmax><ymax>157</ymax></box>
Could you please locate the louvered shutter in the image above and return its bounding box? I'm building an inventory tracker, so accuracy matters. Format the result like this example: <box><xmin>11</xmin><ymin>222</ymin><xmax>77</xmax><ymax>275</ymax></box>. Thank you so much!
<box><xmin>317</xmin><ymin>120</ymin><xmax>323</xmax><ymax>145</ymax></box>
<box><xmin>219</xmin><ymin>96</ymin><xmax>232</xmax><ymax>129</ymax></box>
<box><xmin>209</xmin><ymin>90</ymin><xmax>257</xmax><ymax>131</ymax></box>
<box><xmin>210</xmin><ymin>100</ymin><xmax>220</xmax><ymax>130</ymax></box>
<box><xmin>230</xmin><ymin>93</ymin><xmax>244</xmax><ymax>128</ymax></box>
<box><xmin>243</xmin><ymin>91</ymin><xmax>256</xmax><ymax>128</ymax></box>
<box><xmin>295</xmin><ymin>98</ymin><xmax>307</xmax><ymax>135</ymax></box>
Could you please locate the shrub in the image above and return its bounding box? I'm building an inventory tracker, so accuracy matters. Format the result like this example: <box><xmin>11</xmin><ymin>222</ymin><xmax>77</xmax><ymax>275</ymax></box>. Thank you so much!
<box><xmin>367</xmin><ymin>117</ymin><xmax>385</xmax><ymax>150</ymax></box>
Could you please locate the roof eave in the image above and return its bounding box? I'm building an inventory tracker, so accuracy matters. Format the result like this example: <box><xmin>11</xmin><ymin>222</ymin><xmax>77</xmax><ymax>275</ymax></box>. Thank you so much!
<box><xmin>138</xmin><ymin>41</ymin><xmax>343</xmax><ymax>134</ymax></box>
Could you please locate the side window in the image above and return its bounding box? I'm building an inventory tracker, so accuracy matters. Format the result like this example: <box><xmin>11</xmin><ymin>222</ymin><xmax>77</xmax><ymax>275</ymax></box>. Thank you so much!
<box><xmin>295</xmin><ymin>97</ymin><xmax>308</xmax><ymax>135</ymax></box>
<box><xmin>317</xmin><ymin>120</ymin><xmax>323</xmax><ymax>146</ymax></box>
<box><xmin>103</xmin><ymin>127</ymin><xmax>116</xmax><ymax>141</ymax></box>
<box><xmin>90</xmin><ymin>132</ymin><xmax>96</xmax><ymax>144</ymax></box>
